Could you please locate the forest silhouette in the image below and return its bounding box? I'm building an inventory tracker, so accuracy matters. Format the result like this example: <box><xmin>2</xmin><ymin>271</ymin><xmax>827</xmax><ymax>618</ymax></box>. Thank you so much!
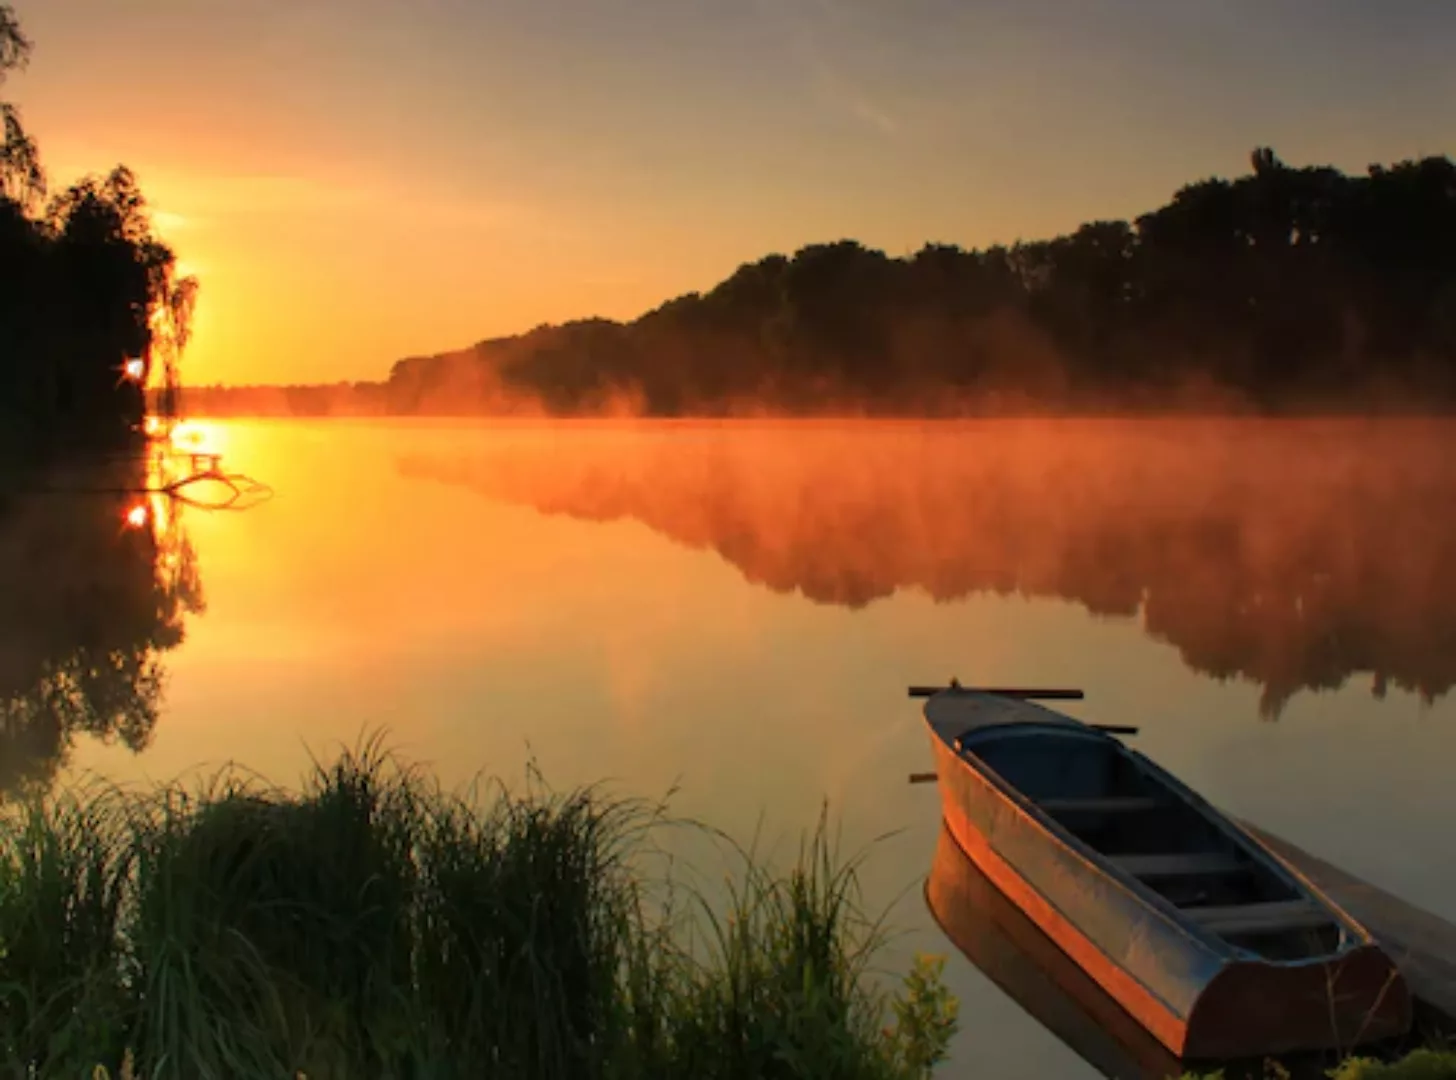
<box><xmin>391</xmin><ymin>147</ymin><xmax>1456</xmax><ymax>416</ymax></box>
<box><xmin>194</xmin><ymin>146</ymin><xmax>1456</xmax><ymax>417</ymax></box>
<box><xmin>388</xmin><ymin>148</ymin><xmax>1456</xmax><ymax>416</ymax></box>
<box><xmin>397</xmin><ymin>419</ymin><xmax>1456</xmax><ymax>719</ymax></box>
<box><xmin>0</xmin><ymin>5</ymin><xmax>194</xmax><ymax>462</ymax></box>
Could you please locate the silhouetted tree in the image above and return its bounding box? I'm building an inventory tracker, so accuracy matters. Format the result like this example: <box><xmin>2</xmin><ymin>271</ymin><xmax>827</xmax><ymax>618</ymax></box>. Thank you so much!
<box><xmin>0</xmin><ymin>4</ymin><xmax>196</xmax><ymax>460</ymax></box>
<box><xmin>0</xmin><ymin>4</ymin><xmax>43</xmax><ymax>208</ymax></box>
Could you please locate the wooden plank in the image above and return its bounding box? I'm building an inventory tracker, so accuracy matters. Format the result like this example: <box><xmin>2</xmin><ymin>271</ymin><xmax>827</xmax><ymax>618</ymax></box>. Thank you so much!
<box><xmin>1110</xmin><ymin>852</ymin><xmax>1246</xmax><ymax>878</ymax></box>
<box><xmin>1240</xmin><ymin>821</ymin><xmax>1456</xmax><ymax>1034</ymax></box>
<box><xmin>1038</xmin><ymin>796</ymin><xmax>1160</xmax><ymax>815</ymax></box>
<box><xmin>1185</xmin><ymin>899</ymin><xmax>1334</xmax><ymax>936</ymax></box>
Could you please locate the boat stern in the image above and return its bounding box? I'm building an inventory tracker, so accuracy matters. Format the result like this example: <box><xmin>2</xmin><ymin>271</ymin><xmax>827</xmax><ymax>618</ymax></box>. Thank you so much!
<box><xmin>1182</xmin><ymin>943</ymin><xmax>1413</xmax><ymax>1060</ymax></box>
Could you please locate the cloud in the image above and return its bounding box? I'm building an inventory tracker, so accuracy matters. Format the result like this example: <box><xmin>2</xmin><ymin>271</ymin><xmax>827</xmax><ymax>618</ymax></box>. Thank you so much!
<box><xmin>44</xmin><ymin>143</ymin><xmax>544</xmax><ymax>236</ymax></box>
<box><xmin>807</xmin><ymin>54</ymin><xmax>899</xmax><ymax>135</ymax></box>
<box><xmin>109</xmin><ymin>168</ymin><xmax>561</xmax><ymax>248</ymax></box>
<box><xmin>758</xmin><ymin>0</ymin><xmax>901</xmax><ymax>136</ymax></box>
<box><xmin>150</xmin><ymin>209</ymin><xmax>194</xmax><ymax>234</ymax></box>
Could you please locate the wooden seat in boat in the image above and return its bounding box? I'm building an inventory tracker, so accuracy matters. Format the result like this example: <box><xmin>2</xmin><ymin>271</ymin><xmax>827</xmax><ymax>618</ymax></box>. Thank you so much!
<box><xmin>1037</xmin><ymin>796</ymin><xmax>1161</xmax><ymax>815</ymax></box>
<box><xmin>1184</xmin><ymin>900</ymin><xmax>1336</xmax><ymax>937</ymax></box>
<box><xmin>1111</xmin><ymin>853</ymin><xmax>1246</xmax><ymax>878</ymax></box>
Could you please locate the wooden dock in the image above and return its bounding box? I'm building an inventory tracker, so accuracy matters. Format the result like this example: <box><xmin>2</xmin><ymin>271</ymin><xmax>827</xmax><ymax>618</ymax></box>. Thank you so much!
<box><xmin>1243</xmin><ymin>822</ymin><xmax>1456</xmax><ymax>1038</ymax></box>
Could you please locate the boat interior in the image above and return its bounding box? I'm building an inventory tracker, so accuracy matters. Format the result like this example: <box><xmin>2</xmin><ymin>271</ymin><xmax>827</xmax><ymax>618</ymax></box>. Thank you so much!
<box><xmin>955</xmin><ymin>724</ymin><xmax>1349</xmax><ymax>961</ymax></box>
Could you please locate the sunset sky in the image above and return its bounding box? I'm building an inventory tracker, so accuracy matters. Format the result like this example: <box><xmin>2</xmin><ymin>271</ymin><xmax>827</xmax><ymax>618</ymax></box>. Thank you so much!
<box><xmin>13</xmin><ymin>0</ymin><xmax>1455</xmax><ymax>386</ymax></box>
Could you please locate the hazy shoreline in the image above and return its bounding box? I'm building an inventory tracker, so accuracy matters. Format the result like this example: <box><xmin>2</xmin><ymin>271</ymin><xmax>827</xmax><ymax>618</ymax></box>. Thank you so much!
<box><xmin>167</xmin><ymin>385</ymin><xmax>1456</xmax><ymax>422</ymax></box>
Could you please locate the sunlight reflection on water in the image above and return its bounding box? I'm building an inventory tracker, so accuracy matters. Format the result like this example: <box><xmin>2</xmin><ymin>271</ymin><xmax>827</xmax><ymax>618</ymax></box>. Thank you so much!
<box><xmin>45</xmin><ymin>417</ymin><xmax>1456</xmax><ymax>1079</ymax></box>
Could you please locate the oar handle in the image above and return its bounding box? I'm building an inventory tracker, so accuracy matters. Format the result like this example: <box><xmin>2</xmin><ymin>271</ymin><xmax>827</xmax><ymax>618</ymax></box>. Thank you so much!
<box><xmin>907</xmin><ymin>685</ymin><xmax>1085</xmax><ymax>700</ymax></box>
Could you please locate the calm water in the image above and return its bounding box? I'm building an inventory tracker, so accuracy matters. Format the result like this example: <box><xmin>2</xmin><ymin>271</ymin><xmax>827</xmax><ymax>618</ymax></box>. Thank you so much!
<box><xmin>7</xmin><ymin>418</ymin><xmax>1456</xmax><ymax>1078</ymax></box>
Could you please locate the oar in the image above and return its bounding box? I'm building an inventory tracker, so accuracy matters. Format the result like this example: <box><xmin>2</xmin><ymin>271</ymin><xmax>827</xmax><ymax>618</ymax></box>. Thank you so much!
<box><xmin>907</xmin><ymin>682</ymin><xmax>1138</xmax><ymax>785</ymax></box>
<box><xmin>907</xmin><ymin>683</ymin><xmax>1085</xmax><ymax>701</ymax></box>
<box><xmin>908</xmin><ymin>681</ymin><xmax>1133</xmax><ymax>732</ymax></box>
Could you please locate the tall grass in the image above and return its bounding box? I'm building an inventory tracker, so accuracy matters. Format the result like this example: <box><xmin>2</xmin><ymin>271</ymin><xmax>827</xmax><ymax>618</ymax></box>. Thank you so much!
<box><xmin>0</xmin><ymin>786</ymin><xmax>131</xmax><ymax>1073</ymax></box>
<box><xmin>0</xmin><ymin>739</ymin><xmax>957</xmax><ymax>1079</ymax></box>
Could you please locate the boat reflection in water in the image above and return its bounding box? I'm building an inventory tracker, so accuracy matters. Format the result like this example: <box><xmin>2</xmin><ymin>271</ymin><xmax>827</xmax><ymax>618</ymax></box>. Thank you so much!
<box><xmin>924</xmin><ymin>823</ymin><xmax>1417</xmax><ymax>1080</ymax></box>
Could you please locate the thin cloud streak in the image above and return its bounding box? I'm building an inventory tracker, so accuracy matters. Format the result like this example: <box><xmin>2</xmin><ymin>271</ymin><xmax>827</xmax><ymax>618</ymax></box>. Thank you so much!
<box><xmin>760</xmin><ymin>0</ymin><xmax>901</xmax><ymax>136</ymax></box>
<box><xmin>45</xmin><ymin>157</ymin><xmax>553</xmax><ymax>237</ymax></box>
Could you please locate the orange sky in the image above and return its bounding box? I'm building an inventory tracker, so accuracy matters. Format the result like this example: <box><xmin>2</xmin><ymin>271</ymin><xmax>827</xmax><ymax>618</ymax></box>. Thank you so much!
<box><xmin>11</xmin><ymin>0</ymin><xmax>1455</xmax><ymax>385</ymax></box>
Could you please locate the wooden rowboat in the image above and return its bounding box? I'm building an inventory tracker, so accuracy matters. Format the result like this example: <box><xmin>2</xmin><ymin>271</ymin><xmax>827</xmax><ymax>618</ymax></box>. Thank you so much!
<box><xmin>925</xmin><ymin>819</ymin><xmax>1186</xmax><ymax>1080</ymax></box>
<box><xmin>921</xmin><ymin>686</ymin><xmax>1413</xmax><ymax>1060</ymax></box>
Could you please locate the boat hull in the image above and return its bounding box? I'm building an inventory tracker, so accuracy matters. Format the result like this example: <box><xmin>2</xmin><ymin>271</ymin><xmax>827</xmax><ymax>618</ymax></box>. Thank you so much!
<box><xmin>925</xmin><ymin>821</ymin><xmax>1186</xmax><ymax>1080</ymax></box>
<box><xmin>930</xmin><ymin>731</ymin><xmax>1413</xmax><ymax>1060</ymax></box>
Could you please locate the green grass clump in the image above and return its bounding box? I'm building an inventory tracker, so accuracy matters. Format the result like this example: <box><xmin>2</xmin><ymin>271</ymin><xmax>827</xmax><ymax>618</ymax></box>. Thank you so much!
<box><xmin>1185</xmin><ymin>1046</ymin><xmax>1456</xmax><ymax>1080</ymax></box>
<box><xmin>0</xmin><ymin>739</ymin><xmax>958</xmax><ymax>1079</ymax></box>
<box><xmin>641</xmin><ymin>818</ymin><xmax>957</xmax><ymax>1080</ymax></box>
<box><xmin>1327</xmin><ymin>1050</ymin><xmax>1456</xmax><ymax>1079</ymax></box>
<box><xmin>0</xmin><ymin>788</ymin><xmax>131</xmax><ymax>1073</ymax></box>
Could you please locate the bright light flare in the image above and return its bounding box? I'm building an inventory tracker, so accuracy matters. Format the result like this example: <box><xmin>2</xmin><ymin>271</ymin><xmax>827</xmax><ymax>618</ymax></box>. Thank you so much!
<box><xmin>143</xmin><ymin>415</ymin><xmax>164</xmax><ymax>436</ymax></box>
<box><xmin>125</xmin><ymin>505</ymin><xmax>149</xmax><ymax>529</ymax></box>
<box><xmin>169</xmin><ymin>420</ymin><xmax>224</xmax><ymax>456</ymax></box>
<box><xmin>123</xmin><ymin>358</ymin><xmax>146</xmax><ymax>381</ymax></box>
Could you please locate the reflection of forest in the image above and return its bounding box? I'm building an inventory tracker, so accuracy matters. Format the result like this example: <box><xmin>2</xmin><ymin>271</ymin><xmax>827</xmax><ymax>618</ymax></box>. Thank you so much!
<box><xmin>399</xmin><ymin>420</ymin><xmax>1456</xmax><ymax>718</ymax></box>
<box><xmin>0</xmin><ymin>454</ymin><xmax>204</xmax><ymax>796</ymax></box>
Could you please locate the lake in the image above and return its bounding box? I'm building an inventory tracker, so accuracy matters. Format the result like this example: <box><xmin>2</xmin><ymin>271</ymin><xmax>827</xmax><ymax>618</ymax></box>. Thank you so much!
<box><xmin>6</xmin><ymin>417</ymin><xmax>1456</xmax><ymax>1078</ymax></box>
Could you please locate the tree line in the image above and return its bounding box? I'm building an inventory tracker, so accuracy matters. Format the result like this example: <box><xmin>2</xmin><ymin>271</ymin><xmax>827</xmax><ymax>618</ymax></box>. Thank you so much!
<box><xmin>0</xmin><ymin>5</ymin><xmax>194</xmax><ymax>462</ymax></box>
<box><xmin>382</xmin><ymin>147</ymin><xmax>1456</xmax><ymax>417</ymax></box>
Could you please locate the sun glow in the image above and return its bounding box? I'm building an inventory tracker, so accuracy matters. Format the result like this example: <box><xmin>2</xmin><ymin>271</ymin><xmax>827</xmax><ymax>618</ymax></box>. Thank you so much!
<box><xmin>170</xmin><ymin>420</ymin><xmax>224</xmax><ymax>456</ymax></box>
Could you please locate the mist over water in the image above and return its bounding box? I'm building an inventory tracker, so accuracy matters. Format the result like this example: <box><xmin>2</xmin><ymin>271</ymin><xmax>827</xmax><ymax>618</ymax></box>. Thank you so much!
<box><xmin>9</xmin><ymin>417</ymin><xmax>1454</xmax><ymax>1079</ymax></box>
<box><xmin>399</xmin><ymin>418</ymin><xmax>1456</xmax><ymax>720</ymax></box>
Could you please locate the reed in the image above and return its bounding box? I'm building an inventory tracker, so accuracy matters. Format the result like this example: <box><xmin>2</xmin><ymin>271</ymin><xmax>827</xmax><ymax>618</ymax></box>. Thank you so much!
<box><xmin>0</xmin><ymin>785</ymin><xmax>132</xmax><ymax>1074</ymax></box>
<box><xmin>641</xmin><ymin>811</ymin><xmax>957</xmax><ymax>1080</ymax></box>
<box><xmin>0</xmin><ymin>738</ymin><xmax>958</xmax><ymax>1079</ymax></box>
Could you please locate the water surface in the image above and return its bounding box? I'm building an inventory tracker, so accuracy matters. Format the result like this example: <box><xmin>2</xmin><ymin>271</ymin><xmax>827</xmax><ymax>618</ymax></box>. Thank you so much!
<box><xmin>7</xmin><ymin>418</ymin><xmax>1455</xmax><ymax>1079</ymax></box>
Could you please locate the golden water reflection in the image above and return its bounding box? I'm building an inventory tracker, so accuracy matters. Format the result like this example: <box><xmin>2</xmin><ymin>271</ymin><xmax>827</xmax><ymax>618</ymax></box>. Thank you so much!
<box><xmin>51</xmin><ymin>419</ymin><xmax>1456</xmax><ymax>1080</ymax></box>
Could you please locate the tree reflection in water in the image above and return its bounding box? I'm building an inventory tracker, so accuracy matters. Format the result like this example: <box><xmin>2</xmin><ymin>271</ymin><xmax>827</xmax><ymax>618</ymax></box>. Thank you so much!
<box><xmin>0</xmin><ymin>449</ymin><xmax>204</xmax><ymax>797</ymax></box>
<box><xmin>397</xmin><ymin>420</ymin><xmax>1456</xmax><ymax>720</ymax></box>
